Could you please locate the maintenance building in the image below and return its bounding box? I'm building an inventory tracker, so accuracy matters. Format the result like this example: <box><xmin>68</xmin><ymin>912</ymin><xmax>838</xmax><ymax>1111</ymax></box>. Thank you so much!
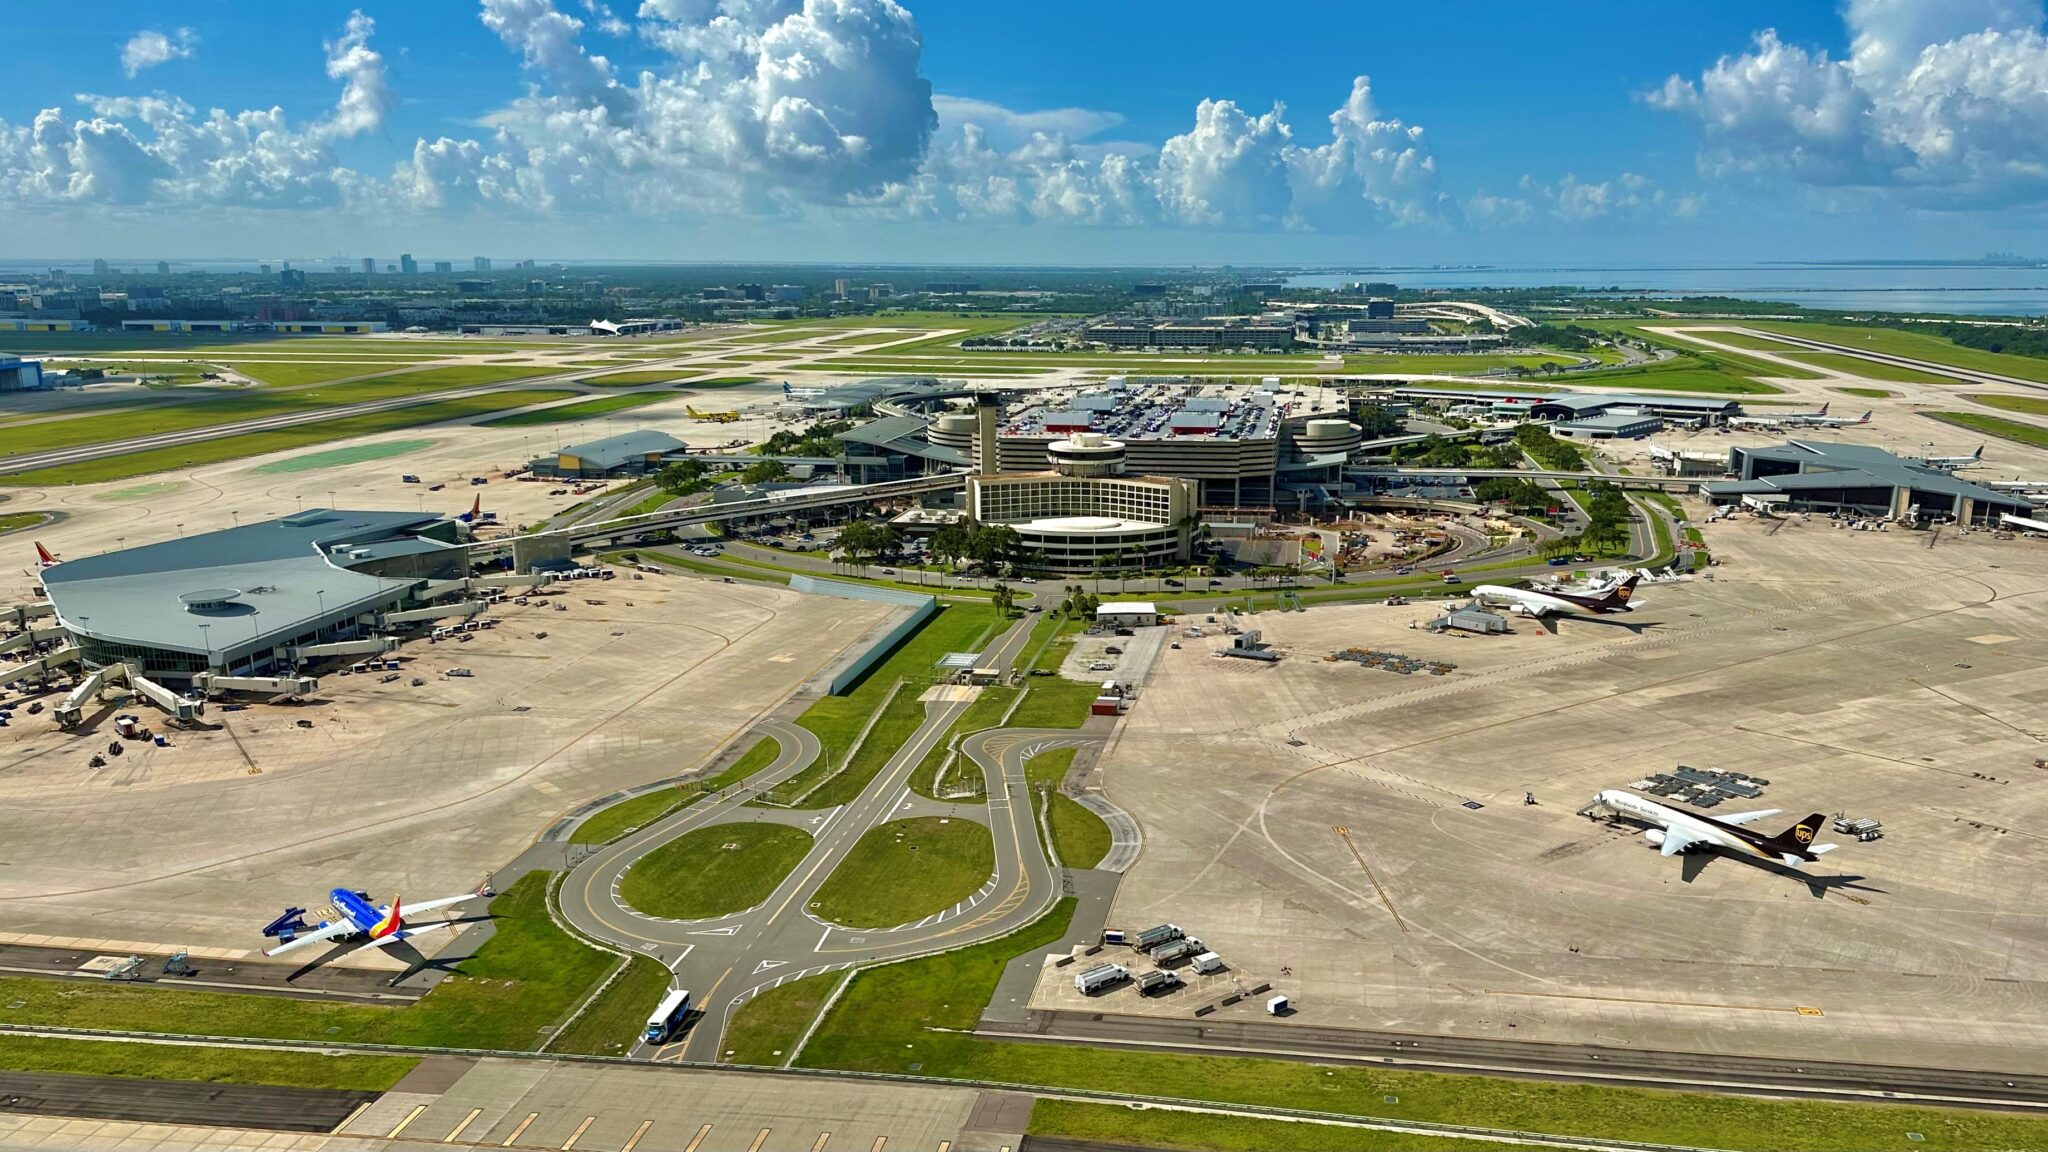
<box><xmin>529</xmin><ymin>431</ymin><xmax>686</xmax><ymax>479</ymax></box>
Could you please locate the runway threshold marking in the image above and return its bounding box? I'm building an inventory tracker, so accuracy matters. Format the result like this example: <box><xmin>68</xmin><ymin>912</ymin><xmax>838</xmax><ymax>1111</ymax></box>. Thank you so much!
<box><xmin>683</xmin><ymin>1123</ymin><xmax>713</xmax><ymax>1152</ymax></box>
<box><xmin>562</xmin><ymin>1115</ymin><xmax>597</xmax><ymax>1149</ymax></box>
<box><xmin>810</xmin><ymin>1133</ymin><xmax>832</xmax><ymax>1152</ymax></box>
<box><xmin>1334</xmin><ymin>825</ymin><xmax>1408</xmax><ymax>934</ymax></box>
<box><xmin>503</xmin><ymin>1112</ymin><xmax>540</xmax><ymax>1145</ymax></box>
<box><xmin>870</xmin><ymin>1139</ymin><xmax>887</xmax><ymax>1151</ymax></box>
<box><xmin>621</xmin><ymin>1120</ymin><xmax>654</xmax><ymax>1152</ymax></box>
<box><xmin>446</xmin><ymin>1108</ymin><xmax>484</xmax><ymax>1142</ymax></box>
<box><xmin>386</xmin><ymin>1104</ymin><xmax>427</xmax><ymax>1138</ymax></box>
<box><xmin>747</xmin><ymin>1128</ymin><xmax>773</xmax><ymax>1152</ymax></box>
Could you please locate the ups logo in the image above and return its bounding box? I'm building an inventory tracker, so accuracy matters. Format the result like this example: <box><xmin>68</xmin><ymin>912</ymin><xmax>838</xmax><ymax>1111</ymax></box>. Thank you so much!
<box><xmin>1616</xmin><ymin>585</ymin><xmax>1634</xmax><ymax>602</ymax></box>
<box><xmin>1792</xmin><ymin>825</ymin><xmax>1815</xmax><ymax>844</ymax></box>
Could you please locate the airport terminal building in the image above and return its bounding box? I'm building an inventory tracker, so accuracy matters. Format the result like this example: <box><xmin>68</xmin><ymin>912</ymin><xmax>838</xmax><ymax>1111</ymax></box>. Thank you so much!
<box><xmin>1703</xmin><ymin>440</ymin><xmax>2037</xmax><ymax>524</ymax></box>
<box><xmin>40</xmin><ymin>510</ymin><xmax>466</xmax><ymax>681</ymax></box>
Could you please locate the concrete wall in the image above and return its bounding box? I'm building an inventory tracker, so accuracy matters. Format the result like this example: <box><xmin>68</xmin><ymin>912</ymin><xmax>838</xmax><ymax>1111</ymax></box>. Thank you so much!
<box><xmin>788</xmin><ymin>575</ymin><xmax>940</xmax><ymax>695</ymax></box>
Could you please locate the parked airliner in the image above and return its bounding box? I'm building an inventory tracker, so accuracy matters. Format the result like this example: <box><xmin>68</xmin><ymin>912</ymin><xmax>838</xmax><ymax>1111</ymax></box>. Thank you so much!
<box><xmin>1586</xmin><ymin>789</ymin><xmax>1837</xmax><ymax>867</ymax></box>
<box><xmin>262</xmin><ymin>887</ymin><xmax>486</xmax><ymax>959</ymax></box>
<box><xmin>1472</xmin><ymin>572</ymin><xmax>1641</xmax><ymax>632</ymax></box>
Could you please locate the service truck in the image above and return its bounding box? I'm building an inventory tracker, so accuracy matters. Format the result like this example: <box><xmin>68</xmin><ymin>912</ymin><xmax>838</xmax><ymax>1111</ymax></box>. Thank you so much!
<box><xmin>1132</xmin><ymin>923</ymin><xmax>1183</xmax><ymax>951</ymax></box>
<box><xmin>1074</xmin><ymin>963</ymin><xmax>1129</xmax><ymax>995</ymax></box>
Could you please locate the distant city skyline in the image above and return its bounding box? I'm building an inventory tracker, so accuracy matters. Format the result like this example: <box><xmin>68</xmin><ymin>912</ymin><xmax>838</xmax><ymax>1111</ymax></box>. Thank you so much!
<box><xmin>3</xmin><ymin>1</ymin><xmax>2047</xmax><ymax>264</ymax></box>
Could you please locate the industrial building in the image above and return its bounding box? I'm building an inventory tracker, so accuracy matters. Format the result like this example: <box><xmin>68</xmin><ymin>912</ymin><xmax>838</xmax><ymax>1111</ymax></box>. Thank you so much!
<box><xmin>1704</xmin><ymin>440</ymin><xmax>2038</xmax><ymax>524</ymax></box>
<box><xmin>1554</xmin><ymin>412</ymin><xmax>1663</xmax><ymax>440</ymax></box>
<box><xmin>528</xmin><ymin>431</ymin><xmax>687</xmax><ymax>479</ymax></box>
<box><xmin>1083</xmin><ymin>319</ymin><xmax>1295</xmax><ymax>350</ymax></box>
<box><xmin>37</xmin><ymin>509</ymin><xmax>475</xmax><ymax>684</ymax></box>
<box><xmin>929</xmin><ymin>378</ymin><xmax>1359</xmax><ymax>508</ymax></box>
<box><xmin>1096</xmin><ymin>602</ymin><xmax>1162</xmax><ymax>628</ymax></box>
<box><xmin>0</xmin><ymin>355</ymin><xmax>44</xmax><ymax>392</ymax></box>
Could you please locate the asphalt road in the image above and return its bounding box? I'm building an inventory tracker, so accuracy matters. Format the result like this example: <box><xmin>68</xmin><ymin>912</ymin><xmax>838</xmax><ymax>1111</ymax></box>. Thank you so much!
<box><xmin>0</xmin><ymin>1069</ymin><xmax>375</xmax><ymax>1131</ymax></box>
<box><xmin>555</xmin><ymin>611</ymin><xmax>1106</xmax><ymax>1063</ymax></box>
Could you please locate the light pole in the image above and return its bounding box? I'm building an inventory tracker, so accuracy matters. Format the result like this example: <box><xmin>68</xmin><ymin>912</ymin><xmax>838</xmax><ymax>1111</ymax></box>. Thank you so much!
<box><xmin>197</xmin><ymin>624</ymin><xmax>212</xmax><ymax>670</ymax></box>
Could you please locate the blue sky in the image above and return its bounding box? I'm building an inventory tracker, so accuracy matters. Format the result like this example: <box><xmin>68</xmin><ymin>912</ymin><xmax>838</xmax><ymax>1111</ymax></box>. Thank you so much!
<box><xmin>2</xmin><ymin>1</ymin><xmax>2044</xmax><ymax>264</ymax></box>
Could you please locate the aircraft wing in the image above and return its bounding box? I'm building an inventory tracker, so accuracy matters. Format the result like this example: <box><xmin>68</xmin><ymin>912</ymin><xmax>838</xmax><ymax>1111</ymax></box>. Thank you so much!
<box><xmin>262</xmin><ymin>920</ymin><xmax>357</xmax><ymax>958</ymax></box>
<box><xmin>1718</xmin><ymin>808</ymin><xmax>1781</xmax><ymax>827</ymax></box>
<box><xmin>395</xmin><ymin>893</ymin><xmax>484</xmax><ymax>918</ymax></box>
<box><xmin>1659</xmin><ymin>829</ymin><xmax>1700</xmax><ymax>857</ymax></box>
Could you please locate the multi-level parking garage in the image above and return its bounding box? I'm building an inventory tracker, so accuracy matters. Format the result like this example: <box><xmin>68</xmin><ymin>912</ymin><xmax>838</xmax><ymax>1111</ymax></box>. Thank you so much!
<box><xmin>925</xmin><ymin>377</ymin><xmax>1360</xmax><ymax>507</ymax></box>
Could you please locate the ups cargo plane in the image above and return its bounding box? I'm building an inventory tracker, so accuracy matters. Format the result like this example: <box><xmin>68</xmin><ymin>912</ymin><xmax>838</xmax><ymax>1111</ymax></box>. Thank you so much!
<box><xmin>1587</xmin><ymin>789</ymin><xmax>1838</xmax><ymax>867</ymax></box>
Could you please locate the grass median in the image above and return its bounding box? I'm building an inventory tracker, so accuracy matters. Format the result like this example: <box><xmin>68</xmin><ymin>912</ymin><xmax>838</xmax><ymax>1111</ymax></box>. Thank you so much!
<box><xmin>722</xmin><ymin>970</ymin><xmax>849</xmax><ymax>1066</ymax></box>
<box><xmin>808</xmin><ymin>816</ymin><xmax>994</xmax><ymax>929</ymax></box>
<box><xmin>548</xmin><ymin>954</ymin><xmax>675</xmax><ymax>1057</ymax></box>
<box><xmin>1783</xmin><ymin>352</ymin><xmax>1958</xmax><ymax>383</ymax></box>
<box><xmin>480</xmin><ymin>392</ymin><xmax>674</xmax><ymax>426</ymax></box>
<box><xmin>1967</xmin><ymin>393</ymin><xmax>2048</xmax><ymax>417</ymax></box>
<box><xmin>618</xmin><ymin>823</ymin><xmax>813</xmax><ymax>920</ymax></box>
<box><xmin>1928</xmin><ymin>412</ymin><xmax>2048</xmax><ymax>450</ymax></box>
<box><xmin>4</xmin><ymin>388</ymin><xmax>580</xmax><ymax>486</ymax></box>
<box><xmin>1029</xmin><ymin>1100</ymin><xmax>1497</xmax><ymax>1152</ymax></box>
<box><xmin>0</xmin><ymin>1034</ymin><xmax>417</xmax><ymax>1092</ymax></box>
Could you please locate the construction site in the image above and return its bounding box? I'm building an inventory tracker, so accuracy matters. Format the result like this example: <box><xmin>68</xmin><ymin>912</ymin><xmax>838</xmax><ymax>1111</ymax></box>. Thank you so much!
<box><xmin>1042</xmin><ymin>509</ymin><xmax>2048</xmax><ymax>1076</ymax></box>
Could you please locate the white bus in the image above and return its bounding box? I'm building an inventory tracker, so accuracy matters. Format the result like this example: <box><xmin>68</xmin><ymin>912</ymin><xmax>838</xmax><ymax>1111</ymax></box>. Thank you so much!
<box><xmin>644</xmin><ymin>988</ymin><xmax>692</xmax><ymax>1044</ymax></box>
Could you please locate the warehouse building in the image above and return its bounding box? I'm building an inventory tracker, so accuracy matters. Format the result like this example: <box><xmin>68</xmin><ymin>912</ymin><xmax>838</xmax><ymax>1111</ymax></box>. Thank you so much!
<box><xmin>0</xmin><ymin>355</ymin><xmax>44</xmax><ymax>392</ymax></box>
<box><xmin>528</xmin><ymin>431</ymin><xmax>686</xmax><ymax>479</ymax></box>
<box><xmin>40</xmin><ymin>510</ymin><xmax>464</xmax><ymax>681</ymax></box>
<box><xmin>1704</xmin><ymin>440</ymin><xmax>2037</xmax><ymax>524</ymax></box>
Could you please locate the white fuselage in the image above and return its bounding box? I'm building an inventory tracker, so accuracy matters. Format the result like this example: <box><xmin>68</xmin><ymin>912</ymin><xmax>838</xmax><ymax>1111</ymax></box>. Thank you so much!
<box><xmin>1591</xmin><ymin>789</ymin><xmax>1784</xmax><ymax>862</ymax></box>
<box><xmin>1472</xmin><ymin>585</ymin><xmax>1611</xmax><ymax>619</ymax></box>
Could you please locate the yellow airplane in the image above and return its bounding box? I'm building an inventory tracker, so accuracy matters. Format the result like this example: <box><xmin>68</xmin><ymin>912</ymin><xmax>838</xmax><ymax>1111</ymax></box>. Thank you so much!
<box><xmin>686</xmin><ymin>405</ymin><xmax>741</xmax><ymax>423</ymax></box>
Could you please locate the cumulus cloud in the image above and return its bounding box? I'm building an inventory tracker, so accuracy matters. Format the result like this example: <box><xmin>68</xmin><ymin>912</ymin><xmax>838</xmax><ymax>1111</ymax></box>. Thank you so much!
<box><xmin>1462</xmin><ymin>172</ymin><xmax>1699</xmax><ymax>227</ymax></box>
<box><xmin>121</xmin><ymin>29</ymin><xmax>197</xmax><ymax>78</ymax></box>
<box><xmin>0</xmin><ymin>13</ymin><xmax>388</xmax><ymax>208</ymax></box>
<box><xmin>1651</xmin><ymin>0</ymin><xmax>2048</xmax><ymax>206</ymax></box>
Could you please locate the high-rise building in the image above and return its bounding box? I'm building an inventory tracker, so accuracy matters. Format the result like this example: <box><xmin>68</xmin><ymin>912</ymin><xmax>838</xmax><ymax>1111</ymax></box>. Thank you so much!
<box><xmin>279</xmin><ymin>269</ymin><xmax>307</xmax><ymax>289</ymax></box>
<box><xmin>474</xmin><ymin>257</ymin><xmax>492</xmax><ymax>272</ymax></box>
<box><xmin>156</xmin><ymin>261</ymin><xmax>170</xmax><ymax>276</ymax></box>
<box><xmin>91</xmin><ymin>259</ymin><xmax>110</xmax><ymax>276</ymax></box>
<box><xmin>833</xmin><ymin>278</ymin><xmax>849</xmax><ymax>298</ymax></box>
<box><xmin>770</xmin><ymin>284</ymin><xmax>805</xmax><ymax>303</ymax></box>
<box><xmin>433</xmin><ymin>261</ymin><xmax>453</xmax><ymax>274</ymax></box>
<box><xmin>738</xmin><ymin>283</ymin><xmax>765</xmax><ymax>301</ymax></box>
<box><xmin>360</xmin><ymin>257</ymin><xmax>376</xmax><ymax>275</ymax></box>
<box><xmin>260</xmin><ymin>263</ymin><xmax>273</xmax><ymax>275</ymax></box>
<box><xmin>399</xmin><ymin>253</ymin><xmax>417</xmax><ymax>275</ymax></box>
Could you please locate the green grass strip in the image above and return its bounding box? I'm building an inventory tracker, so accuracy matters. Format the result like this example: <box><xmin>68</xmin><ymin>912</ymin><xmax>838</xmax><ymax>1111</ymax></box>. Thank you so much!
<box><xmin>570</xmin><ymin>735</ymin><xmax>783</xmax><ymax>846</ymax></box>
<box><xmin>809</xmin><ymin>816</ymin><xmax>995</xmax><ymax>929</ymax></box>
<box><xmin>722</xmin><ymin>970</ymin><xmax>850</xmax><ymax>1066</ymax></box>
<box><xmin>480</xmin><ymin>392</ymin><xmax>672</xmax><ymax>426</ymax></box>
<box><xmin>1927</xmin><ymin>412</ymin><xmax>2048</xmax><ymax>450</ymax></box>
<box><xmin>547</xmin><ymin>955</ymin><xmax>674</xmax><ymax>1057</ymax></box>
<box><xmin>0</xmin><ymin>1034</ymin><xmax>417</xmax><ymax>1092</ymax></box>
<box><xmin>618</xmin><ymin>823</ymin><xmax>813</xmax><ymax>920</ymax></box>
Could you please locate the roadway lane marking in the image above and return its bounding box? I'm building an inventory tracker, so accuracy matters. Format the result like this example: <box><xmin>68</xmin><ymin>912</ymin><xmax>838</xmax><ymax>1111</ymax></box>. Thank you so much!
<box><xmin>562</xmin><ymin>1115</ymin><xmax>596</xmax><ymax>1149</ymax></box>
<box><xmin>386</xmin><ymin>1105</ymin><xmax>427</xmax><ymax>1139</ymax></box>
<box><xmin>683</xmin><ymin>1123</ymin><xmax>713</xmax><ymax>1152</ymax></box>
<box><xmin>747</xmin><ymin>1128</ymin><xmax>773</xmax><ymax>1152</ymax></box>
<box><xmin>503</xmin><ymin>1112</ymin><xmax>539</xmax><ymax>1145</ymax></box>
<box><xmin>331</xmin><ymin>1102</ymin><xmax>372</xmax><ymax>1134</ymax></box>
<box><xmin>810</xmin><ymin>1133</ymin><xmax>831</xmax><ymax>1152</ymax></box>
<box><xmin>621</xmin><ymin>1120</ymin><xmax>654</xmax><ymax>1152</ymax></box>
<box><xmin>446</xmin><ymin>1109</ymin><xmax>483</xmax><ymax>1142</ymax></box>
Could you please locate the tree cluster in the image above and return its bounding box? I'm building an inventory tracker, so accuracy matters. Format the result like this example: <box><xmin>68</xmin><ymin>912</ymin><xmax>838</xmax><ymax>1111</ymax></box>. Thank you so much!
<box><xmin>760</xmin><ymin>419</ymin><xmax>854</xmax><ymax>458</ymax></box>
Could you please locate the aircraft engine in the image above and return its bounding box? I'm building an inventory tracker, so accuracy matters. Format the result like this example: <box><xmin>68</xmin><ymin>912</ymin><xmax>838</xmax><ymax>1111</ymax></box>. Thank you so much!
<box><xmin>1642</xmin><ymin>828</ymin><xmax>1666</xmax><ymax>847</ymax></box>
<box><xmin>1512</xmin><ymin>602</ymin><xmax>1541</xmax><ymax>617</ymax></box>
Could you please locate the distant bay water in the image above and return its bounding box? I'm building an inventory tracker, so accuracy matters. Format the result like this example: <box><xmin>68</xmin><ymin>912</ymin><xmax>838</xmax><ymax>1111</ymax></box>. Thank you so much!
<box><xmin>1284</xmin><ymin>264</ymin><xmax>2048</xmax><ymax>317</ymax></box>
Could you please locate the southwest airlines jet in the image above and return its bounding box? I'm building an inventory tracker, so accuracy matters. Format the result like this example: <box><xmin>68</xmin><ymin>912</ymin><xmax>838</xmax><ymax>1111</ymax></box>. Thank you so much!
<box><xmin>263</xmin><ymin>888</ymin><xmax>484</xmax><ymax>958</ymax></box>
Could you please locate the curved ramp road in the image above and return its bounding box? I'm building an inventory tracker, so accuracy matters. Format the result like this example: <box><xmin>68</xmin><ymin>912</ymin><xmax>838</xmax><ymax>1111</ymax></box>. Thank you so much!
<box><xmin>557</xmin><ymin>615</ymin><xmax>1113</xmax><ymax>1063</ymax></box>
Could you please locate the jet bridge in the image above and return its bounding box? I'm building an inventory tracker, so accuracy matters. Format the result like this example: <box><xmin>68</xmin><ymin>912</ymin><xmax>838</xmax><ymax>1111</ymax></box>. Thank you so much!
<box><xmin>0</xmin><ymin>624</ymin><xmax>68</xmax><ymax>657</ymax></box>
<box><xmin>0</xmin><ymin>602</ymin><xmax>55</xmax><ymax>629</ymax></box>
<box><xmin>288</xmin><ymin>636</ymin><xmax>396</xmax><ymax>660</ymax></box>
<box><xmin>0</xmin><ymin>644</ymin><xmax>80</xmax><ymax>691</ymax></box>
<box><xmin>380</xmin><ymin>599</ymin><xmax>487</xmax><ymax>627</ymax></box>
<box><xmin>193</xmin><ymin>671</ymin><xmax>319</xmax><ymax>697</ymax></box>
<box><xmin>54</xmin><ymin>662</ymin><xmax>203</xmax><ymax>728</ymax></box>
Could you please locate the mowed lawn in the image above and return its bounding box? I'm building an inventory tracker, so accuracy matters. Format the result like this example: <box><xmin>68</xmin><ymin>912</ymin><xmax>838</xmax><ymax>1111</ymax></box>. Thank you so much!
<box><xmin>1968</xmin><ymin>393</ymin><xmax>2048</xmax><ymax>417</ymax></box>
<box><xmin>618</xmin><ymin>822</ymin><xmax>813</xmax><ymax>920</ymax></box>
<box><xmin>548</xmin><ymin>954</ymin><xmax>674</xmax><ymax>1057</ymax></box>
<box><xmin>570</xmin><ymin>734</ymin><xmax>783</xmax><ymax>847</ymax></box>
<box><xmin>0</xmin><ymin>1034</ymin><xmax>417</xmax><ymax>1093</ymax></box>
<box><xmin>1930</xmin><ymin>412</ymin><xmax>2048</xmax><ymax>450</ymax></box>
<box><xmin>721</xmin><ymin>970</ymin><xmax>848</xmax><ymax>1065</ymax></box>
<box><xmin>1747</xmin><ymin>321</ymin><xmax>2048</xmax><ymax>383</ymax></box>
<box><xmin>1782</xmin><ymin>352</ymin><xmax>1959</xmax><ymax>384</ymax></box>
<box><xmin>480</xmin><ymin>392</ymin><xmax>674</xmax><ymax>426</ymax></box>
<box><xmin>3</xmin><ymin>388</ymin><xmax>579</xmax><ymax>486</ymax></box>
<box><xmin>808</xmin><ymin>816</ymin><xmax>993</xmax><ymax>929</ymax></box>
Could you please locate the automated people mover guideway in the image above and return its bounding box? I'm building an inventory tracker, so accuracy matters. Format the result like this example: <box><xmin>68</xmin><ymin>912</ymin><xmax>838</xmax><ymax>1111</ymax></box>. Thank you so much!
<box><xmin>555</xmin><ymin>614</ymin><xmax>1104</xmax><ymax>1062</ymax></box>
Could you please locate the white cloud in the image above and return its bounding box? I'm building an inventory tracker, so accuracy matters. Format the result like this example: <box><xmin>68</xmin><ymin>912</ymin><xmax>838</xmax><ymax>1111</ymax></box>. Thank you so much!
<box><xmin>0</xmin><ymin>13</ymin><xmax>389</xmax><ymax>208</ymax></box>
<box><xmin>932</xmin><ymin>95</ymin><xmax>1123</xmax><ymax>152</ymax></box>
<box><xmin>120</xmin><ymin>29</ymin><xmax>197</xmax><ymax>78</ymax></box>
<box><xmin>1652</xmin><ymin>0</ymin><xmax>2048</xmax><ymax>206</ymax></box>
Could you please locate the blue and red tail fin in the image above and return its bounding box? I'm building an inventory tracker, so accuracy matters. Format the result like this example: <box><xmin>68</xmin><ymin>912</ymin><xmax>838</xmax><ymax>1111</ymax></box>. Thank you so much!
<box><xmin>370</xmin><ymin>896</ymin><xmax>402</xmax><ymax>939</ymax></box>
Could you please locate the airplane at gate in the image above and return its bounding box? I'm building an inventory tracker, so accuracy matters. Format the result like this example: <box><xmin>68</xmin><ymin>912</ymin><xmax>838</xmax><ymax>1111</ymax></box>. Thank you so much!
<box><xmin>1914</xmin><ymin>444</ymin><xmax>1984</xmax><ymax>471</ymax></box>
<box><xmin>33</xmin><ymin>542</ymin><xmax>58</xmax><ymax>568</ymax></box>
<box><xmin>262</xmin><ymin>887</ymin><xmax>486</xmax><ymax>959</ymax></box>
<box><xmin>1586</xmin><ymin>789</ymin><xmax>1838</xmax><ymax>867</ymax></box>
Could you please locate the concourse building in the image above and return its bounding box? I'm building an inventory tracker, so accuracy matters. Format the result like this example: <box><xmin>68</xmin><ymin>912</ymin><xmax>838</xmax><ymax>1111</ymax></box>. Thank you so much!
<box><xmin>1704</xmin><ymin>440</ymin><xmax>2037</xmax><ymax>524</ymax></box>
<box><xmin>528</xmin><ymin>431</ymin><xmax>687</xmax><ymax>479</ymax></box>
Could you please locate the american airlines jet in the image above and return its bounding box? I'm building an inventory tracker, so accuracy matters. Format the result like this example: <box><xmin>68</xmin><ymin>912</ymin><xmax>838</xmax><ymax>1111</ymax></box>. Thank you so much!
<box><xmin>262</xmin><ymin>887</ymin><xmax>486</xmax><ymax>959</ymax></box>
<box><xmin>1914</xmin><ymin>444</ymin><xmax>1983</xmax><ymax>471</ymax></box>
<box><xmin>1587</xmin><ymin>789</ymin><xmax>1838</xmax><ymax>867</ymax></box>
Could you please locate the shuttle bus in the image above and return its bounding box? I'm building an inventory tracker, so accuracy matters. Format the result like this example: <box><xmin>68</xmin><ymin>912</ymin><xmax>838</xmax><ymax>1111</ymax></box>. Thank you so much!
<box><xmin>644</xmin><ymin>988</ymin><xmax>692</xmax><ymax>1044</ymax></box>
